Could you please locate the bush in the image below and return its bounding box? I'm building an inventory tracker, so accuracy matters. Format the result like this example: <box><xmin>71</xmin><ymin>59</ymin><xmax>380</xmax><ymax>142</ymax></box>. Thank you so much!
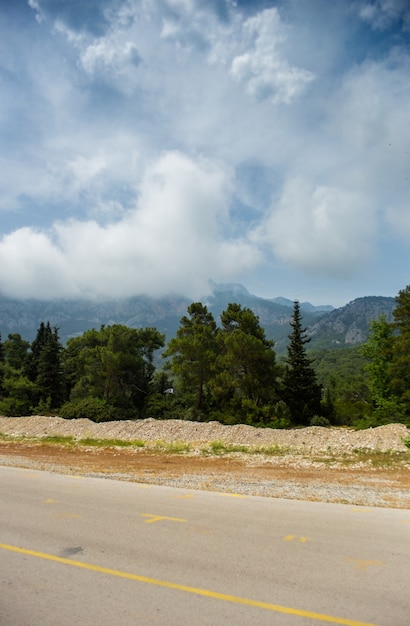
<box><xmin>59</xmin><ymin>397</ymin><xmax>118</xmax><ymax>422</ymax></box>
<box><xmin>310</xmin><ymin>415</ymin><xmax>331</xmax><ymax>427</ymax></box>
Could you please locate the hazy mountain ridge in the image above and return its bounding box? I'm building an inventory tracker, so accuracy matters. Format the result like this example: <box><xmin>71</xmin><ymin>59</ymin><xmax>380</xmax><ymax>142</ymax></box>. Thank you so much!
<box><xmin>0</xmin><ymin>286</ymin><xmax>396</xmax><ymax>353</ymax></box>
<box><xmin>307</xmin><ymin>296</ymin><xmax>396</xmax><ymax>350</ymax></box>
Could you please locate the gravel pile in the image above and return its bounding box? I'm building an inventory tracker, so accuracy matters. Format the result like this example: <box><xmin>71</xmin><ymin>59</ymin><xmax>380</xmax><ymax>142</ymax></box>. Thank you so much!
<box><xmin>0</xmin><ymin>415</ymin><xmax>409</xmax><ymax>453</ymax></box>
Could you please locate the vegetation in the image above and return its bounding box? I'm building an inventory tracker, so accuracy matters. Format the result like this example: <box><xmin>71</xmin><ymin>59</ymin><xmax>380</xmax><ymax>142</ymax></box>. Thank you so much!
<box><xmin>1</xmin><ymin>284</ymin><xmax>410</xmax><ymax>429</ymax></box>
<box><xmin>282</xmin><ymin>301</ymin><xmax>322</xmax><ymax>425</ymax></box>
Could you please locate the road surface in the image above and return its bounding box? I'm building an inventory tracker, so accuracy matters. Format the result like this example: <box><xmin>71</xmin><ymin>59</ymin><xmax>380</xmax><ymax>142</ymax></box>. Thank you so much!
<box><xmin>1</xmin><ymin>466</ymin><xmax>409</xmax><ymax>625</ymax></box>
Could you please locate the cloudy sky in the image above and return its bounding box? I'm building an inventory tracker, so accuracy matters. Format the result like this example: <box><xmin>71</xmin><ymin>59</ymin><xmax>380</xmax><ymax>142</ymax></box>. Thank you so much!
<box><xmin>0</xmin><ymin>0</ymin><xmax>409</xmax><ymax>306</ymax></box>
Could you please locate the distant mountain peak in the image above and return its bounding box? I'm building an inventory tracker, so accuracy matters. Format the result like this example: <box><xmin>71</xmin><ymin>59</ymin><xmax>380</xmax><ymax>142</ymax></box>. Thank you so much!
<box><xmin>270</xmin><ymin>297</ymin><xmax>334</xmax><ymax>313</ymax></box>
<box><xmin>208</xmin><ymin>281</ymin><xmax>250</xmax><ymax>296</ymax></box>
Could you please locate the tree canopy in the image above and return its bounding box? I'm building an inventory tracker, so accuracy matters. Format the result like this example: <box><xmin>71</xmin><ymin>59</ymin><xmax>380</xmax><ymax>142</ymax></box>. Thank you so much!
<box><xmin>1</xmin><ymin>285</ymin><xmax>410</xmax><ymax>427</ymax></box>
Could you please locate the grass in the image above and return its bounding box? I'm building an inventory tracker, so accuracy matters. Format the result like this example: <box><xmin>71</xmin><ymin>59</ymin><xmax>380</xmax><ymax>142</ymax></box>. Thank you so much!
<box><xmin>78</xmin><ymin>437</ymin><xmax>145</xmax><ymax>448</ymax></box>
<box><xmin>201</xmin><ymin>440</ymin><xmax>288</xmax><ymax>456</ymax></box>
<box><xmin>1</xmin><ymin>431</ymin><xmax>409</xmax><ymax>467</ymax></box>
<box><xmin>310</xmin><ymin>448</ymin><xmax>410</xmax><ymax>468</ymax></box>
<box><xmin>0</xmin><ymin>432</ymin><xmax>145</xmax><ymax>449</ymax></box>
<box><xmin>152</xmin><ymin>440</ymin><xmax>191</xmax><ymax>454</ymax></box>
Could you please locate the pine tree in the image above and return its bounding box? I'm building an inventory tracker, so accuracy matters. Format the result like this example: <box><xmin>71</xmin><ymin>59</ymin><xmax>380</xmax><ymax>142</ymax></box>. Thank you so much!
<box><xmin>213</xmin><ymin>303</ymin><xmax>279</xmax><ymax>422</ymax></box>
<box><xmin>28</xmin><ymin>322</ymin><xmax>65</xmax><ymax>411</ymax></box>
<box><xmin>282</xmin><ymin>301</ymin><xmax>322</xmax><ymax>425</ymax></box>
<box><xmin>3</xmin><ymin>333</ymin><xmax>30</xmax><ymax>370</ymax></box>
<box><xmin>63</xmin><ymin>324</ymin><xmax>164</xmax><ymax>419</ymax></box>
<box><xmin>360</xmin><ymin>315</ymin><xmax>405</xmax><ymax>423</ymax></box>
<box><xmin>390</xmin><ymin>285</ymin><xmax>410</xmax><ymax>415</ymax></box>
<box><xmin>163</xmin><ymin>303</ymin><xmax>218</xmax><ymax>417</ymax></box>
<box><xmin>0</xmin><ymin>332</ymin><xmax>4</xmax><ymax>396</ymax></box>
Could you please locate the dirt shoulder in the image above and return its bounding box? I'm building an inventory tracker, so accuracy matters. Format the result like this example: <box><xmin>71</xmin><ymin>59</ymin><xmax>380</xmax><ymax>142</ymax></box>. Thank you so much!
<box><xmin>0</xmin><ymin>417</ymin><xmax>409</xmax><ymax>508</ymax></box>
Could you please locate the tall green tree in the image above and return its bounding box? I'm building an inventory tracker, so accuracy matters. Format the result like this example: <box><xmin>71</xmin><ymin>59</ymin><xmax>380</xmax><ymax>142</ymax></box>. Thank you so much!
<box><xmin>3</xmin><ymin>333</ymin><xmax>30</xmax><ymax>370</ymax></box>
<box><xmin>27</xmin><ymin>322</ymin><xmax>65</xmax><ymax>411</ymax></box>
<box><xmin>390</xmin><ymin>285</ymin><xmax>410</xmax><ymax>416</ymax></box>
<box><xmin>282</xmin><ymin>301</ymin><xmax>322</xmax><ymax>425</ymax></box>
<box><xmin>0</xmin><ymin>333</ymin><xmax>34</xmax><ymax>416</ymax></box>
<box><xmin>64</xmin><ymin>324</ymin><xmax>164</xmax><ymax>419</ymax></box>
<box><xmin>212</xmin><ymin>303</ymin><xmax>279</xmax><ymax>423</ymax></box>
<box><xmin>360</xmin><ymin>315</ymin><xmax>405</xmax><ymax>424</ymax></box>
<box><xmin>163</xmin><ymin>303</ymin><xmax>218</xmax><ymax>417</ymax></box>
<box><xmin>36</xmin><ymin>326</ymin><xmax>66</xmax><ymax>410</ymax></box>
<box><xmin>0</xmin><ymin>332</ymin><xmax>4</xmax><ymax>396</ymax></box>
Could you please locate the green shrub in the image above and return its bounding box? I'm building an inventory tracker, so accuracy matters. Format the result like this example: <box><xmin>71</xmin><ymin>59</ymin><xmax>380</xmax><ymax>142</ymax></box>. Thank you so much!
<box><xmin>59</xmin><ymin>397</ymin><xmax>118</xmax><ymax>422</ymax></box>
<box><xmin>310</xmin><ymin>415</ymin><xmax>331</xmax><ymax>427</ymax></box>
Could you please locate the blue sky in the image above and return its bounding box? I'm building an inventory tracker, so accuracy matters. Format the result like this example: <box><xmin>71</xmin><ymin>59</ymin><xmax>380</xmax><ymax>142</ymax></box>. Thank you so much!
<box><xmin>0</xmin><ymin>0</ymin><xmax>409</xmax><ymax>306</ymax></box>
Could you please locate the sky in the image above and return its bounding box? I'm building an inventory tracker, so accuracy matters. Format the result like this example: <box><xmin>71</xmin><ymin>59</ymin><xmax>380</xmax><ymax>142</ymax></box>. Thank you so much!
<box><xmin>0</xmin><ymin>0</ymin><xmax>409</xmax><ymax>307</ymax></box>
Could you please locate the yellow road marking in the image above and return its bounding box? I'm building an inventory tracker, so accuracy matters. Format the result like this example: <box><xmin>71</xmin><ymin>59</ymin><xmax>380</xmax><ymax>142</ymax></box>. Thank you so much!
<box><xmin>141</xmin><ymin>514</ymin><xmax>187</xmax><ymax>524</ymax></box>
<box><xmin>346</xmin><ymin>559</ymin><xmax>383</xmax><ymax>571</ymax></box>
<box><xmin>55</xmin><ymin>512</ymin><xmax>82</xmax><ymax>519</ymax></box>
<box><xmin>173</xmin><ymin>494</ymin><xmax>194</xmax><ymax>499</ymax></box>
<box><xmin>350</xmin><ymin>508</ymin><xmax>371</xmax><ymax>513</ymax></box>
<box><xmin>219</xmin><ymin>493</ymin><xmax>247</xmax><ymax>498</ymax></box>
<box><xmin>283</xmin><ymin>535</ymin><xmax>310</xmax><ymax>542</ymax></box>
<box><xmin>0</xmin><ymin>542</ymin><xmax>376</xmax><ymax>626</ymax></box>
<box><xmin>44</xmin><ymin>499</ymin><xmax>60</xmax><ymax>504</ymax></box>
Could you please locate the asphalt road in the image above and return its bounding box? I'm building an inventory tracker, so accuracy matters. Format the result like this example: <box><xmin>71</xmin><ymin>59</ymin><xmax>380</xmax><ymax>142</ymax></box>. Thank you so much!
<box><xmin>1</xmin><ymin>466</ymin><xmax>409</xmax><ymax>626</ymax></box>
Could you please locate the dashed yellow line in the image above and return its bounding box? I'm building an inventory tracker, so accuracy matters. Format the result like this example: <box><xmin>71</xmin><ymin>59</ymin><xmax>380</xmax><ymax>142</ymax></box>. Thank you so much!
<box><xmin>0</xmin><ymin>542</ymin><xmax>377</xmax><ymax>625</ymax></box>
<box><xmin>219</xmin><ymin>493</ymin><xmax>247</xmax><ymax>498</ymax></box>
<box><xmin>141</xmin><ymin>513</ymin><xmax>187</xmax><ymax>524</ymax></box>
<box><xmin>346</xmin><ymin>559</ymin><xmax>383</xmax><ymax>571</ymax></box>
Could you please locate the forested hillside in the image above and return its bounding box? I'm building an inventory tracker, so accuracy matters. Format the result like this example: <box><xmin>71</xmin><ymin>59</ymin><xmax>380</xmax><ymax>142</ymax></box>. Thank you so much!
<box><xmin>0</xmin><ymin>287</ymin><xmax>408</xmax><ymax>431</ymax></box>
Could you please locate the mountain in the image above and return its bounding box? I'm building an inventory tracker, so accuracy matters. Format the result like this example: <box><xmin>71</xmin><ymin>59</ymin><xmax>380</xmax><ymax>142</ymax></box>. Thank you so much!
<box><xmin>307</xmin><ymin>296</ymin><xmax>396</xmax><ymax>350</ymax></box>
<box><xmin>0</xmin><ymin>286</ymin><xmax>396</xmax><ymax>353</ymax></box>
<box><xmin>203</xmin><ymin>284</ymin><xmax>330</xmax><ymax>351</ymax></box>
<box><xmin>270</xmin><ymin>296</ymin><xmax>334</xmax><ymax>313</ymax></box>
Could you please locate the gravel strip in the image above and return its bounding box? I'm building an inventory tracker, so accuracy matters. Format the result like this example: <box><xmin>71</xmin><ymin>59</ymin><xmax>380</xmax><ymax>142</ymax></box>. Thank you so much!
<box><xmin>1</xmin><ymin>417</ymin><xmax>409</xmax><ymax>508</ymax></box>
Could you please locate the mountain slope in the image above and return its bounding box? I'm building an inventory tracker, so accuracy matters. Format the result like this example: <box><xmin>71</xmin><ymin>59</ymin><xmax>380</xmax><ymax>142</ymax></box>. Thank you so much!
<box><xmin>307</xmin><ymin>296</ymin><xmax>396</xmax><ymax>349</ymax></box>
<box><xmin>0</xmin><ymin>287</ymin><xmax>396</xmax><ymax>353</ymax></box>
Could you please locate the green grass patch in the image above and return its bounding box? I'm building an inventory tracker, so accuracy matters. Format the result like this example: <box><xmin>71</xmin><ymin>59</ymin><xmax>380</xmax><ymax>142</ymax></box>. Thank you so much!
<box><xmin>39</xmin><ymin>435</ymin><xmax>75</xmax><ymax>445</ymax></box>
<box><xmin>152</xmin><ymin>440</ymin><xmax>191</xmax><ymax>454</ymax></box>
<box><xmin>78</xmin><ymin>437</ymin><xmax>145</xmax><ymax>448</ymax></box>
<box><xmin>201</xmin><ymin>440</ymin><xmax>288</xmax><ymax>456</ymax></box>
<box><xmin>310</xmin><ymin>448</ymin><xmax>410</xmax><ymax>468</ymax></box>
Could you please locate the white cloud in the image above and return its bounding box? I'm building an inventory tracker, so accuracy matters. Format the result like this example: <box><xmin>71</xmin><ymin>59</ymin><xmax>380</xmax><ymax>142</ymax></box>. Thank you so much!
<box><xmin>262</xmin><ymin>178</ymin><xmax>377</xmax><ymax>276</ymax></box>
<box><xmin>1</xmin><ymin>0</ymin><xmax>410</xmax><ymax>305</ymax></box>
<box><xmin>229</xmin><ymin>9</ymin><xmax>315</xmax><ymax>104</ymax></box>
<box><xmin>0</xmin><ymin>152</ymin><xmax>260</xmax><ymax>299</ymax></box>
<box><xmin>356</xmin><ymin>0</ymin><xmax>410</xmax><ymax>31</ymax></box>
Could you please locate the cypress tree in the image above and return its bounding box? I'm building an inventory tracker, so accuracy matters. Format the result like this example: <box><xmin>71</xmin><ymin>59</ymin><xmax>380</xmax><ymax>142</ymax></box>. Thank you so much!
<box><xmin>28</xmin><ymin>322</ymin><xmax>65</xmax><ymax>410</ymax></box>
<box><xmin>282</xmin><ymin>301</ymin><xmax>322</xmax><ymax>425</ymax></box>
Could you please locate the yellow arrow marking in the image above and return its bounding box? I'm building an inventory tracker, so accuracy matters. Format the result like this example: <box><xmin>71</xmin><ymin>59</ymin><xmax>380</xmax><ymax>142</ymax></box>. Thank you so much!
<box><xmin>347</xmin><ymin>559</ymin><xmax>383</xmax><ymax>571</ymax></box>
<box><xmin>141</xmin><ymin>514</ymin><xmax>187</xmax><ymax>524</ymax></box>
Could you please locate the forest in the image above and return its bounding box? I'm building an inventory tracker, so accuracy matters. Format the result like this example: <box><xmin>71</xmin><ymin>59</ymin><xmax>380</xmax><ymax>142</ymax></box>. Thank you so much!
<box><xmin>1</xmin><ymin>285</ymin><xmax>409</xmax><ymax>430</ymax></box>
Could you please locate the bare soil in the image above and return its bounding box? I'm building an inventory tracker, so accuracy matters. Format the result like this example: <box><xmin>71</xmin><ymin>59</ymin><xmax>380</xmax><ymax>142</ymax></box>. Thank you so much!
<box><xmin>1</xmin><ymin>417</ymin><xmax>409</xmax><ymax>508</ymax></box>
